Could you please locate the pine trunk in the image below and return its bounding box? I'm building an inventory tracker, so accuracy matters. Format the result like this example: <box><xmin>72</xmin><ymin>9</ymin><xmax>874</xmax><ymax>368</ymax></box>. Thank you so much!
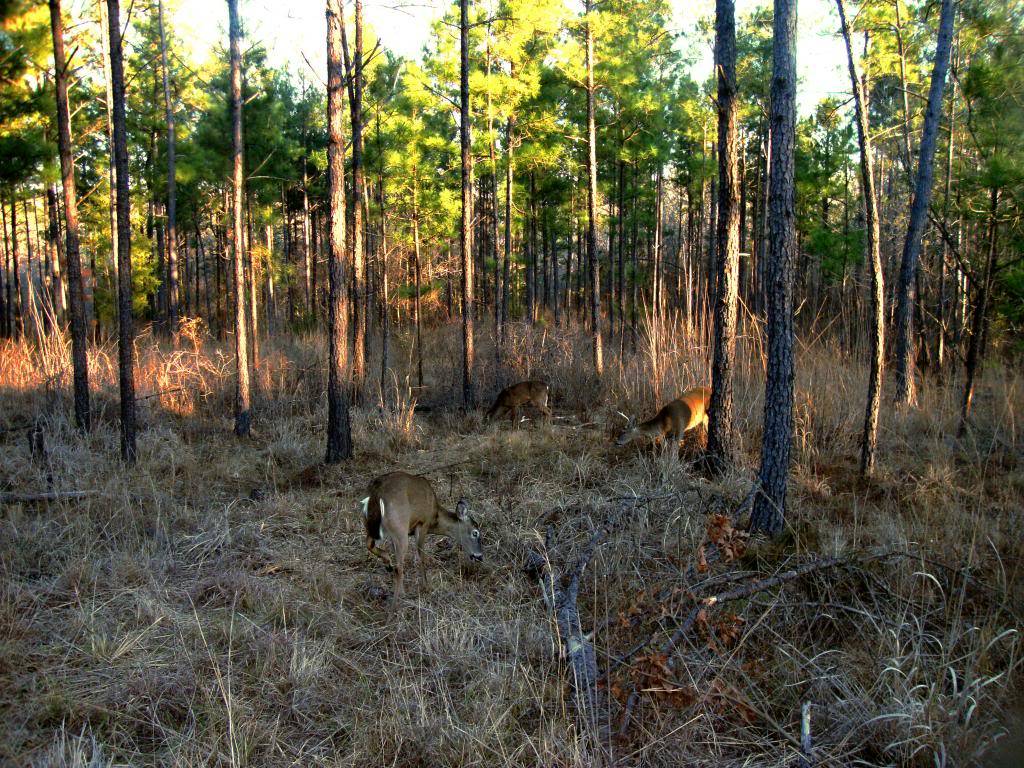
<box><xmin>837</xmin><ymin>0</ymin><xmax>885</xmax><ymax>476</ymax></box>
<box><xmin>106</xmin><ymin>0</ymin><xmax>137</xmax><ymax>461</ymax></box>
<box><xmin>49</xmin><ymin>0</ymin><xmax>91</xmax><ymax>431</ymax></box>
<box><xmin>228</xmin><ymin>0</ymin><xmax>252</xmax><ymax>437</ymax></box>
<box><xmin>707</xmin><ymin>0</ymin><xmax>740</xmax><ymax>472</ymax></box>
<box><xmin>158</xmin><ymin>0</ymin><xmax>178</xmax><ymax>335</ymax></box>
<box><xmin>459</xmin><ymin>0</ymin><xmax>476</xmax><ymax>407</ymax></box>
<box><xmin>892</xmin><ymin>0</ymin><xmax>955</xmax><ymax>405</ymax></box>
<box><xmin>750</xmin><ymin>0</ymin><xmax>797</xmax><ymax>537</ymax></box>
<box><xmin>325</xmin><ymin>0</ymin><xmax>352</xmax><ymax>463</ymax></box>
<box><xmin>585</xmin><ymin>0</ymin><xmax>603</xmax><ymax>376</ymax></box>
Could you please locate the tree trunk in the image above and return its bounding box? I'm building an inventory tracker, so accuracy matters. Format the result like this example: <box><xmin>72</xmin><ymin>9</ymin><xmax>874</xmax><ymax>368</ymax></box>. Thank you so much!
<box><xmin>45</xmin><ymin>185</ymin><xmax>66</xmax><ymax>322</ymax></box>
<box><xmin>157</xmin><ymin>0</ymin><xmax>178</xmax><ymax>336</ymax></box>
<box><xmin>459</xmin><ymin>0</ymin><xmax>476</xmax><ymax>407</ymax></box>
<box><xmin>227</xmin><ymin>0</ymin><xmax>252</xmax><ymax>437</ymax></box>
<box><xmin>376</xmin><ymin>111</ymin><xmax>391</xmax><ymax>397</ymax></box>
<box><xmin>49</xmin><ymin>0</ymin><xmax>91</xmax><ymax>431</ymax></box>
<box><xmin>106</xmin><ymin>0</ymin><xmax>136</xmax><ymax>461</ymax></box>
<box><xmin>325</xmin><ymin>0</ymin><xmax>352</xmax><ymax>463</ymax></box>
<box><xmin>499</xmin><ymin>116</ymin><xmax>514</xmax><ymax>348</ymax></box>
<box><xmin>706</xmin><ymin>0</ymin><xmax>740</xmax><ymax>472</ymax></box>
<box><xmin>412</xmin><ymin>170</ymin><xmax>424</xmax><ymax>390</ymax></box>
<box><xmin>837</xmin><ymin>0</ymin><xmax>885</xmax><ymax>476</ymax></box>
<box><xmin>750</xmin><ymin>0</ymin><xmax>797</xmax><ymax>537</ymax></box>
<box><xmin>892</xmin><ymin>0</ymin><xmax>955</xmax><ymax>406</ymax></box>
<box><xmin>958</xmin><ymin>188</ymin><xmax>998</xmax><ymax>437</ymax></box>
<box><xmin>98</xmin><ymin>0</ymin><xmax>118</xmax><ymax>300</ymax></box>
<box><xmin>265</xmin><ymin>223</ymin><xmax>276</xmax><ymax>332</ymax></box>
<box><xmin>585</xmin><ymin>0</ymin><xmax>603</xmax><ymax>376</ymax></box>
<box><xmin>344</xmin><ymin>3</ymin><xmax>366</xmax><ymax>397</ymax></box>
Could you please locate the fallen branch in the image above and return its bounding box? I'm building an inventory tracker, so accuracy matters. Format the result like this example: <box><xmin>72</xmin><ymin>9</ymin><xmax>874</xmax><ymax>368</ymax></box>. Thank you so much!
<box><xmin>617</xmin><ymin>552</ymin><xmax>891</xmax><ymax>737</ymax></box>
<box><xmin>526</xmin><ymin>499</ymin><xmax>631</xmax><ymax>751</ymax></box>
<box><xmin>0</xmin><ymin>490</ymin><xmax>97</xmax><ymax>504</ymax></box>
<box><xmin>137</xmin><ymin>386</ymin><xmax>185</xmax><ymax>401</ymax></box>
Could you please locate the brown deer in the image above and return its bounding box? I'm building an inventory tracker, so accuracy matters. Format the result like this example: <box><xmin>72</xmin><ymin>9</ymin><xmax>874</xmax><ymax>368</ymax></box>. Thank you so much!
<box><xmin>487</xmin><ymin>380</ymin><xmax>552</xmax><ymax>424</ymax></box>
<box><xmin>361</xmin><ymin>471</ymin><xmax>483</xmax><ymax>608</ymax></box>
<box><xmin>615</xmin><ymin>386</ymin><xmax>712</xmax><ymax>447</ymax></box>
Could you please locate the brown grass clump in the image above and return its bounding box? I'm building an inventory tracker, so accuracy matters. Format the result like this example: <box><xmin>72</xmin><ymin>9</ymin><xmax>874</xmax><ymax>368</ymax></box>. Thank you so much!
<box><xmin>1</xmin><ymin>319</ymin><xmax>1022</xmax><ymax>766</ymax></box>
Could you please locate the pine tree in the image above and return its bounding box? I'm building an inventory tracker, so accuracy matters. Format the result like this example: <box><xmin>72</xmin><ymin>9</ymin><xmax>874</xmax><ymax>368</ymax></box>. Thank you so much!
<box><xmin>228</xmin><ymin>0</ymin><xmax>252</xmax><ymax>437</ymax></box>
<box><xmin>106</xmin><ymin>0</ymin><xmax>137</xmax><ymax>461</ymax></box>
<box><xmin>706</xmin><ymin>0</ymin><xmax>740</xmax><ymax>472</ymax></box>
<box><xmin>48</xmin><ymin>0</ymin><xmax>91</xmax><ymax>432</ymax></box>
<box><xmin>750</xmin><ymin>0</ymin><xmax>798</xmax><ymax>537</ymax></box>
<box><xmin>325</xmin><ymin>0</ymin><xmax>352</xmax><ymax>463</ymax></box>
<box><xmin>892</xmin><ymin>0</ymin><xmax>956</xmax><ymax>406</ymax></box>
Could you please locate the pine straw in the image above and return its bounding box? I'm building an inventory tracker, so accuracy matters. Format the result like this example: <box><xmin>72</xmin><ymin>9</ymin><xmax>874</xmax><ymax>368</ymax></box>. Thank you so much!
<box><xmin>1</xmin><ymin>320</ymin><xmax>1022</xmax><ymax>766</ymax></box>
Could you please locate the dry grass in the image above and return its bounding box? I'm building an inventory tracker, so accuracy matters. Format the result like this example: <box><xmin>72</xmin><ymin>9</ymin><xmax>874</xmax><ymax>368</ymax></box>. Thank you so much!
<box><xmin>1</xmin><ymin>317</ymin><xmax>1022</xmax><ymax>767</ymax></box>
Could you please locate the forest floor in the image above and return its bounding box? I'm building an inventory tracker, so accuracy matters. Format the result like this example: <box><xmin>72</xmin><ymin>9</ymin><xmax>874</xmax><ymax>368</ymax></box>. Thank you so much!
<box><xmin>1</xmin><ymin>319</ymin><xmax>1022</xmax><ymax>767</ymax></box>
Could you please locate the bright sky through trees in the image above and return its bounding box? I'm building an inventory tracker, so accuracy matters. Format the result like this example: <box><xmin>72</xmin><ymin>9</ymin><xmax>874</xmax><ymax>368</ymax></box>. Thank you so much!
<box><xmin>175</xmin><ymin>0</ymin><xmax>846</xmax><ymax>115</ymax></box>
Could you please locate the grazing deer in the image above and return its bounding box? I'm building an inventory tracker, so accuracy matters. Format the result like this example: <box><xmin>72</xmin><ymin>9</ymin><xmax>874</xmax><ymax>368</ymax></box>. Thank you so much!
<box><xmin>615</xmin><ymin>386</ymin><xmax>712</xmax><ymax>447</ymax></box>
<box><xmin>487</xmin><ymin>380</ymin><xmax>552</xmax><ymax>424</ymax></box>
<box><xmin>360</xmin><ymin>471</ymin><xmax>483</xmax><ymax>607</ymax></box>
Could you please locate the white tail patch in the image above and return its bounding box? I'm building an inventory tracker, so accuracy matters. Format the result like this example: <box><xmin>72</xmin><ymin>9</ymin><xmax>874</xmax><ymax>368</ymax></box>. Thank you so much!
<box><xmin>360</xmin><ymin>496</ymin><xmax>370</xmax><ymax>518</ymax></box>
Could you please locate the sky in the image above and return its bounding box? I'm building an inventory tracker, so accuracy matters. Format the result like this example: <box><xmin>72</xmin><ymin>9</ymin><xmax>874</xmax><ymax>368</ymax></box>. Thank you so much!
<box><xmin>173</xmin><ymin>0</ymin><xmax>848</xmax><ymax>115</ymax></box>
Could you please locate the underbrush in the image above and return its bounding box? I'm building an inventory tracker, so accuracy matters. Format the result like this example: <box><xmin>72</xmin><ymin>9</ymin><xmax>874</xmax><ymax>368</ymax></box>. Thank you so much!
<box><xmin>1</xmin><ymin>318</ymin><xmax>1021</xmax><ymax>766</ymax></box>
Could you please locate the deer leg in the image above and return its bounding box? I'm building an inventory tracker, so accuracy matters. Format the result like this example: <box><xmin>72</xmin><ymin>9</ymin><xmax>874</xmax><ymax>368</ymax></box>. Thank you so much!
<box><xmin>415</xmin><ymin>526</ymin><xmax>428</xmax><ymax>592</ymax></box>
<box><xmin>391</xmin><ymin>533</ymin><xmax>408</xmax><ymax>609</ymax></box>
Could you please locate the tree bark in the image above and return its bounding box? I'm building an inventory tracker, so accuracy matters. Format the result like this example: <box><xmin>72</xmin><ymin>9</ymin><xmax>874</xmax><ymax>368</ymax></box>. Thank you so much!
<box><xmin>584</xmin><ymin>0</ymin><xmax>603</xmax><ymax>376</ymax></box>
<box><xmin>227</xmin><ymin>0</ymin><xmax>252</xmax><ymax>437</ymax></box>
<box><xmin>412</xmin><ymin>170</ymin><xmax>424</xmax><ymax>390</ymax></box>
<box><xmin>459</xmin><ymin>0</ymin><xmax>476</xmax><ymax>407</ymax></box>
<box><xmin>837</xmin><ymin>1</ymin><xmax>885</xmax><ymax>476</ymax></box>
<box><xmin>49</xmin><ymin>0</ymin><xmax>91</xmax><ymax>431</ymax></box>
<box><xmin>349</xmin><ymin>2</ymin><xmax>367</xmax><ymax>397</ymax></box>
<box><xmin>706</xmin><ymin>0</ymin><xmax>740</xmax><ymax>472</ymax></box>
<box><xmin>892</xmin><ymin>0</ymin><xmax>955</xmax><ymax>406</ymax></box>
<box><xmin>157</xmin><ymin>0</ymin><xmax>178</xmax><ymax>335</ymax></box>
<box><xmin>750</xmin><ymin>0</ymin><xmax>797</xmax><ymax>537</ymax></box>
<box><xmin>106</xmin><ymin>0</ymin><xmax>136</xmax><ymax>461</ymax></box>
<box><xmin>376</xmin><ymin>111</ymin><xmax>391</xmax><ymax>397</ymax></box>
<box><xmin>499</xmin><ymin>116</ymin><xmax>514</xmax><ymax>347</ymax></box>
<box><xmin>958</xmin><ymin>187</ymin><xmax>998</xmax><ymax>437</ymax></box>
<box><xmin>325</xmin><ymin>0</ymin><xmax>352</xmax><ymax>463</ymax></box>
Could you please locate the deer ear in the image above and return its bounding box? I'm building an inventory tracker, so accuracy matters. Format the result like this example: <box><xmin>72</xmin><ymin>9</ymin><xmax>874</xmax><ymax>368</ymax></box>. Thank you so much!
<box><xmin>456</xmin><ymin>499</ymin><xmax>469</xmax><ymax>521</ymax></box>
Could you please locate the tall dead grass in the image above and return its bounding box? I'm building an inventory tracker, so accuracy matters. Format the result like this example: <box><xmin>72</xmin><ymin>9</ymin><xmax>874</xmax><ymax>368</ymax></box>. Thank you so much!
<box><xmin>1</xmin><ymin>317</ymin><xmax>1021</xmax><ymax>766</ymax></box>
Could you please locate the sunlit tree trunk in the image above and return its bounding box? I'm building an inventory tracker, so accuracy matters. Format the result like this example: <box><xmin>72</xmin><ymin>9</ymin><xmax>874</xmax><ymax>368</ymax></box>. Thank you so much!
<box><xmin>892</xmin><ymin>0</ymin><xmax>955</xmax><ymax>406</ymax></box>
<box><xmin>227</xmin><ymin>0</ymin><xmax>252</xmax><ymax>437</ymax></box>
<box><xmin>584</xmin><ymin>0</ymin><xmax>603</xmax><ymax>376</ymax></box>
<box><xmin>49</xmin><ymin>0</ymin><xmax>91</xmax><ymax>431</ymax></box>
<box><xmin>106</xmin><ymin>0</ymin><xmax>137</xmax><ymax>461</ymax></box>
<box><xmin>750</xmin><ymin>0</ymin><xmax>797</xmax><ymax>537</ymax></box>
<box><xmin>706</xmin><ymin>0</ymin><xmax>740</xmax><ymax>472</ymax></box>
<box><xmin>325</xmin><ymin>0</ymin><xmax>352</xmax><ymax>463</ymax></box>
<box><xmin>99</xmin><ymin>0</ymin><xmax>118</xmax><ymax>299</ymax></box>
<box><xmin>350</xmin><ymin>2</ymin><xmax>367</xmax><ymax>396</ymax></box>
<box><xmin>459</xmin><ymin>0</ymin><xmax>476</xmax><ymax>406</ymax></box>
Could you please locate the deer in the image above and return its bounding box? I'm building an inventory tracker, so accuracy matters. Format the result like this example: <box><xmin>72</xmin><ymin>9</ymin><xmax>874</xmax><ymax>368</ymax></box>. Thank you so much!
<box><xmin>486</xmin><ymin>380</ymin><xmax>552</xmax><ymax>424</ymax></box>
<box><xmin>615</xmin><ymin>386</ymin><xmax>712</xmax><ymax>448</ymax></box>
<box><xmin>360</xmin><ymin>471</ymin><xmax>483</xmax><ymax>609</ymax></box>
